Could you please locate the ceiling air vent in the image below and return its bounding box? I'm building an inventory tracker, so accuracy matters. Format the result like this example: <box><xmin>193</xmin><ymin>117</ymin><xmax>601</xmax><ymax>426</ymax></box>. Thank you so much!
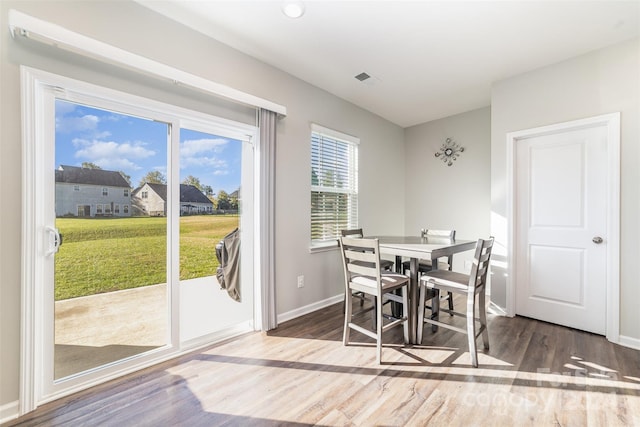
<box><xmin>355</xmin><ymin>72</ymin><xmax>371</xmax><ymax>82</ymax></box>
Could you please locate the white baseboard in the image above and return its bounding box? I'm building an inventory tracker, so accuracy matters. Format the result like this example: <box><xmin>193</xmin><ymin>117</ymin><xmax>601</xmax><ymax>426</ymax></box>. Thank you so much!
<box><xmin>278</xmin><ymin>294</ymin><xmax>343</xmax><ymax>324</ymax></box>
<box><xmin>617</xmin><ymin>334</ymin><xmax>640</xmax><ymax>351</ymax></box>
<box><xmin>488</xmin><ymin>301</ymin><xmax>509</xmax><ymax>316</ymax></box>
<box><xmin>489</xmin><ymin>303</ymin><xmax>640</xmax><ymax>350</ymax></box>
<box><xmin>0</xmin><ymin>400</ymin><xmax>19</xmax><ymax>424</ymax></box>
<box><xmin>180</xmin><ymin>321</ymin><xmax>254</xmax><ymax>351</ymax></box>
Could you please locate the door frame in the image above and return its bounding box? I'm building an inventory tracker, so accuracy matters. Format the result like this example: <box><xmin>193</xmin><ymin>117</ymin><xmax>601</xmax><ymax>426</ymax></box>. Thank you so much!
<box><xmin>505</xmin><ymin>113</ymin><xmax>620</xmax><ymax>342</ymax></box>
<box><xmin>19</xmin><ymin>66</ymin><xmax>261</xmax><ymax>414</ymax></box>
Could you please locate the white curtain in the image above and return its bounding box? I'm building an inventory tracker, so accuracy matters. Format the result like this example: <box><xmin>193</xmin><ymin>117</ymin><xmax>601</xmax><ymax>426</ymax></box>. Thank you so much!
<box><xmin>259</xmin><ymin>109</ymin><xmax>278</xmax><ymax>330</ymax></box>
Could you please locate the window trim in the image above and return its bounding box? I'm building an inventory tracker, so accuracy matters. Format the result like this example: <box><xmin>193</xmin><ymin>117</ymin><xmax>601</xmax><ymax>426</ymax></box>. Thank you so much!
<box><xmin>310</xmin><ymin>123</ymin><xmax>360</xmax><ymax>146</ymax></box>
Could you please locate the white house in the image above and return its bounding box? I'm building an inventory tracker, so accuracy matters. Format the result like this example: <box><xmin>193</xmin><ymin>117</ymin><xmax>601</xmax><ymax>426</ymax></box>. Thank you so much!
<box><xmin>55</xmin><ymin>165</ymin><xmax>131</xmax><ymax>217</ymax></box>
<box><xmin>132</xmin><ymin>182</ymin><xmax>213</xmax><ymax>216</ymax></box>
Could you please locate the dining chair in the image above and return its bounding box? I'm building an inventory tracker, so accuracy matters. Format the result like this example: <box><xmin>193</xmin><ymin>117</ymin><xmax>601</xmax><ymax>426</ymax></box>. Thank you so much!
<box><xmin>340</xmin><ymin>228</ymin><xmax>394</xmax><ymax>317</ymax></box>
<box><xmin>339</xmin><ymin>236</ymin><xmax>409</xmax><ymax>364</ymax></box>
<box><xmin>416</xmin><ymin>237</ymin><xmax>494</xmax><ymax>367</ymax></box>
<box><xmin>402</xmin><ymin>229</ymin><xmax>456</xmax><ymax>313</ymax></box>
<box><xmin>341</xmin><ymin>228</ymin><xmax>394</xmax><ymax>271</ymax></box>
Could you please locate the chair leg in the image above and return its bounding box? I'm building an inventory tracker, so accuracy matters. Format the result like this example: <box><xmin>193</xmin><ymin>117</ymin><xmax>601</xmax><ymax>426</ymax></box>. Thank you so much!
<box><xmin>372</xmin><ymin>298</ymin><xmax>377</xmax><ymax>330</ymax></box>
<box><xmin>402</xmin><ymin>285</ymin><xmax>409</xmax><ymax>344</ymax></box>
<box><xmin>343</xmin><ymin>289</ymin><xmax>352</xmax><ymax>346</ymax></box>
<box><xmin>417</xmin><ymin>283</ymin><xmax>427</xmax><ymax>344</ymax></box>
<box><xmin>431</xmin><ymin>289</ymin><xmax>440</xmax><ymax>333</ymax></box>
<box><xmin>466</xmin><ymin>293</ymin><xmax>478</xmax><ymax>367</ymax></box>
<box><xmin>376</xmin><ymin>294</ymin><xmax>383</xmax><ymax>365</ymax></box>
<box><xmin>479</xmin><ymin>287</ymin><xmax>490</xmax><ymax>350</ymax></box>
<box><xmin>448</xmin><ymin>291</ymin><xmax>454</xmax><ymax>315</ymax></box>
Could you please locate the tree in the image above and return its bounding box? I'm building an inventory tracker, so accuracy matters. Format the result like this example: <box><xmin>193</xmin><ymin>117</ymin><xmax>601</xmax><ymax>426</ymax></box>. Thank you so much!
<box><xmin>202</xmin><ymin>185</ymin><xmax>213</xmax><ymax>196</ymax></box>
<box><xmin>119</xmin><ymin>171</ymin><xmax>132</xmax><ymax>187</ymax></box>
<box><xmin>217</xmin><ymin>190</ymin><xmax>231</xmax><ymax>210</ymax></box>
<box><xmin>182</xmin><ymin>175</ymin><xmax>202</xmax><ymax>191</ymax></box>
<box><xmin>139</xmin><ymin>170</ymin><xmax>166</xmax><ymax>186</ymax></box>
<box><xmin>229</xmin><ymin>189</ymin><xmax>239</xmax><ymax>210</ymax></box>
<box><xmin>81</xmin><ymin>162</ymin><xmax>102</xmax><ymax>169</ymax></box>
<box><xmin>207</xmin><ymin>194</ymin><xmax>217</xmax><ymax>209</ymax></box>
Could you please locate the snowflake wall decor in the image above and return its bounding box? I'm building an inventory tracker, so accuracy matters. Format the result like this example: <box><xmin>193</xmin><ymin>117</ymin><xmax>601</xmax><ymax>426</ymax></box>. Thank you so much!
<box><xmin>434</xmin><ymin>137</ymin><xmax>464</xmax><ymax>166</ymax></box>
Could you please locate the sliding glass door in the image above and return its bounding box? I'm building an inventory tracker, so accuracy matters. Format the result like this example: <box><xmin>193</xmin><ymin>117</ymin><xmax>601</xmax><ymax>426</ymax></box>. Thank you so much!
<box><xmin>178</xmin><ymin>125</ymin><xmax>254</xmax><ymax>346</ymax></box>
<box><xmin>23</xmin><ymin>68</ymin><xmax>257</xmax><ymax>404</ymax></box>
<box><xmin>53</xmin><ymin>99</ymin><xmax>170</xmax><ymax>380</ymax></box>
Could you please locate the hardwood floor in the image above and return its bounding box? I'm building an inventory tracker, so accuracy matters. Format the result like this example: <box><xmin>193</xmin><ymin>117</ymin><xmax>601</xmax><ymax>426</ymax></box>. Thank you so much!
<box><xmin>7</xmin><ymin>297</ymin><xmax>640</xmax><ymax>426</ymax></box>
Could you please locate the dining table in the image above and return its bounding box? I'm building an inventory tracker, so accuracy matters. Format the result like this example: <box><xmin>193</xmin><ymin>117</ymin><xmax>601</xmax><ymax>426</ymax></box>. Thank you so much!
<box><xmin>368</xmin><ymin>235</ymin><xmax>476</xmax><ymax>344</ymax></box>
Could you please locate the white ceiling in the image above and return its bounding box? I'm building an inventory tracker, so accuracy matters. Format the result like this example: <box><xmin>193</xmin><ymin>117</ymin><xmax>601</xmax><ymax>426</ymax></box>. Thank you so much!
<box><xmin>138</xmin><ymin>1</ymin><xmax>639</xmax><ymax>128</ymax></box>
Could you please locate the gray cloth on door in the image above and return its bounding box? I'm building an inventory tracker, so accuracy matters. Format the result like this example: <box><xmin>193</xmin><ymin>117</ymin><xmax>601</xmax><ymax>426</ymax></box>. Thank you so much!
<box><xmin>215</xmin><ymin>228</ymin><xmax>241</xmax><ymax>302</ymax></box>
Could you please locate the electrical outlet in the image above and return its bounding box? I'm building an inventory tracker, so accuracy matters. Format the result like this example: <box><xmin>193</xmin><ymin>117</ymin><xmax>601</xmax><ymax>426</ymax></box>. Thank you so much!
<box><xmin>464</xmin><ymin>260</ymin><xmax>472</xmax><ymax>271</ymax></box>
<box><xmin>297</xmin><ymin>275</ymin><xmax>304</xmax><ymax>288</ymax></box>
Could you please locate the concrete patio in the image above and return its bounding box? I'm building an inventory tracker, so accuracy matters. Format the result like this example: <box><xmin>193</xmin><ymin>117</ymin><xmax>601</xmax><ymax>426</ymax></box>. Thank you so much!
<box><xmin>54</xmin><ymin>284</ymin><xmax>166</xmax><ymax>379</ymax></box>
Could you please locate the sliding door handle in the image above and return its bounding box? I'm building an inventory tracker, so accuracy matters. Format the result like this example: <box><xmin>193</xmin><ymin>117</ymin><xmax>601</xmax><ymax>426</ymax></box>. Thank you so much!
<box><xmin>46</xmin><ymin>226</ymin><xmax>63</xmax><ymax>256</ymax></box>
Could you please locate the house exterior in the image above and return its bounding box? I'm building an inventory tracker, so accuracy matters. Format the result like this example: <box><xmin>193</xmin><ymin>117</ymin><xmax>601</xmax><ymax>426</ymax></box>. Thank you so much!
<box><xmin>180</xmin><ymin>184</ymin><xmax>214</xmax><ymax>215</ymax></box>
<box><xmin>55</xmin><ymin>165</ymin><xmax>132</xmax><ymax>217</ymax></box>
<box><xmin>132</xmin><ymin>182</ymin><xmax>167</xmax><ymax>216</ymax></box>
<box><xmin>132</xmin><ymin>183</ymin><xmax>213</xmax><ymax>216</ymax></box>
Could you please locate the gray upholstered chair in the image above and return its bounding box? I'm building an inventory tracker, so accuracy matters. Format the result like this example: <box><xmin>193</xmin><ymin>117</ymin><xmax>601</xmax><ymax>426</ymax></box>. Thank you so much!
<box><xmin>339</xmin><ymin>236</ymin><xmax>409</xmax><ymax>364</ymax></box>
<box><xmin>417</xmin><ymin>237</ymin><xmax>494</xmax><ymax>367</ymax></box>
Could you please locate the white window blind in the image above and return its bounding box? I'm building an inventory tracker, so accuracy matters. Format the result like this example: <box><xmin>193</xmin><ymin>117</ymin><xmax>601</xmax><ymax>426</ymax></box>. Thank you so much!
<box><xmin>310</xmin><ymin>124</ymin><xmax>359</xmax><ymax>246</ymax></box>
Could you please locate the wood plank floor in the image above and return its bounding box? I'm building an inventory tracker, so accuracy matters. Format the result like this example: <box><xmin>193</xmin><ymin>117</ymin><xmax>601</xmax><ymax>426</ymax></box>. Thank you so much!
<box><xmin>7</xmin><ymin>297</ymin><xmax>640</xmax><ymax>426</ymax></box>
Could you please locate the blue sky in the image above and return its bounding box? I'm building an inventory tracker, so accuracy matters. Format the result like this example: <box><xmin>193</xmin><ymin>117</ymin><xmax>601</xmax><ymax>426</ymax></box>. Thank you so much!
<box><xmin>55</xmin><ymin>99</ymin><xmax>241</xmax><ymax>195</ymax></box>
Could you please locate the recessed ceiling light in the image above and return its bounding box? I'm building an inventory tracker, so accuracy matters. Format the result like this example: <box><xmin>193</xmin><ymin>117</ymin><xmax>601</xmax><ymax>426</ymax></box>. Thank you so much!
<box><xmin>282</xmin><ymin>1</ymin><xmax>305</xmax><ymax>19</ymax></box>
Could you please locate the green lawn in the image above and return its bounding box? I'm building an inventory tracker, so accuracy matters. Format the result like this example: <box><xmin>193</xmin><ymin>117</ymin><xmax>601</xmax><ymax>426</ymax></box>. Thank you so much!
<box><xmin>54</xmin><ymin>215</ymin><xmax>239</xmax><ymax>301</ymax></box>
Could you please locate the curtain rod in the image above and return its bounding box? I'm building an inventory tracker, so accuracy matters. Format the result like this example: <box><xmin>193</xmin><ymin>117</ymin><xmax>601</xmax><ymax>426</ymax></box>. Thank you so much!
<box><xmin>8</xmin><ymin>9</ymin><xmax>287</xmax><ymax>117</ymax></box>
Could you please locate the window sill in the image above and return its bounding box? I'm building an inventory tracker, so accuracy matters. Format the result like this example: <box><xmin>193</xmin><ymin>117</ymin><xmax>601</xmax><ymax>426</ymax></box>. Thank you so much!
<box><xmin>309</xmin><ymin>241</ymin><xmax>338</xmax><ymax>253</ymax></box>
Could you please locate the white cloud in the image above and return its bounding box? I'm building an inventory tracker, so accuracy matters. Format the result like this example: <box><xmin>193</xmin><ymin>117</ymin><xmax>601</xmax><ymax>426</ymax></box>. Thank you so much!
<box><xmin>180</xmin><ymin>156</ymin><xmax>227</xmax><ymax>169</ymax></box>
<box><xmin>181</xmin><ymin>138</ymin><xmax>227</xmax><ymax>157</ymax></box>
<box><xmin>94</xmin><ymin>130</ymin><xmax>112</xmax><ymax>139</ymax></box>
<box><xmin>56</xmin><ymin>114</ymin><xmax>100</xmax><ymax>134</ymax></box>
<box><xmin>74</xmin><ymin>140</ymin><xmax>155</xmax><ymax>159</ymax></box>
<box><xmin>73</xmin><ymin>139</ymin><xmax>156</xmax><ymax>172</ymax></box>
<box><xmin>92</xmin><ymin>158</ymin><xmax>143</xmax><ymax>171</ymax></box>
<box><xmin>180</xmin><ymin>138</ymin><xmax>230</xmax><ymax>174</ymax></box>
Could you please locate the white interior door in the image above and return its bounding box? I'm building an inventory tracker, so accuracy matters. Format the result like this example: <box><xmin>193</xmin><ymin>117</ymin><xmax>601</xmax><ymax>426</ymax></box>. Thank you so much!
<box><xmin>515</xmin><ymin>123</ymin><xmax>609</xmax><ymax>334</ymax></box>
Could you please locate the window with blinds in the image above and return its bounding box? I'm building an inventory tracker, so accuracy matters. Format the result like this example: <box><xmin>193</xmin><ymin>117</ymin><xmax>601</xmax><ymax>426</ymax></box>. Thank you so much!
<box><xmin>310</xmin><ymin>124</ymin><xmax>359</xmax><ymax>246</ymax></box>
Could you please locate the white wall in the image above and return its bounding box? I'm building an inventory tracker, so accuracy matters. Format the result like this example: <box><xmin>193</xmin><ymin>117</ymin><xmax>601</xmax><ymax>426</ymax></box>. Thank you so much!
<box><xmin>404</xmin><ymin>107</ymin><xmax>491</xmax><ymax>271</ymax></box>
<box><xmin>491</xmin><ymin>38</ymin><xmax>640</xmax><ymax>342</ymax></box>
<box><xmin>0</xmin><ymin>0</ymin><xmax>405</xmax><ymax>410</ymax></box>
